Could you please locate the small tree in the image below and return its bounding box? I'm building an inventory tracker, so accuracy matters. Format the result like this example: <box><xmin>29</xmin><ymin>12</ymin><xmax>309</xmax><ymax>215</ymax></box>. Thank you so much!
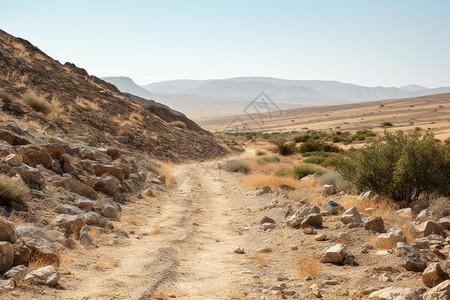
<box><xmin>335</xmin><ymin>131</ymin><xmax>449</xmax><ymax>204</ymax></box>
<box><xmin>272</xmin><ymin>140</ymin><xmax>296</xmax><ymax>156</ymax></box>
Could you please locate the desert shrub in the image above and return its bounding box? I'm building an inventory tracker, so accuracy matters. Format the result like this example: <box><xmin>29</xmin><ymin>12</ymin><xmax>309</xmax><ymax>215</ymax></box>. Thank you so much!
<box><xmin>224</xmin><ymin>159</ymin><xmax>251</xmax><ymax>174</ymax></box>
<box><xmin>287</xmin><ymin>165</ymin><xmax>324</xmax><ymax>179</ymax></box>
<box><xmin>0</xmin><ymin>174</ymin><xmax>31</xmax><ymax>206</ymax></box>
<box><xmin>428</xmin><ymin>197</ymin><xmax>450</xmax><ymax>218</ymax></box>
<box><xmin>381</xmin><ymin>121</ymin><xmax>393</xmax><ymax>127</ymax></box>
<box><xmin>304</xmin><ymin>156</ymin><xmax>326</xmax><ymax>165</ymax></box>
<box><xmin>293</xmin><ymin>134</ymin><xmax>310</xmax><ymax>143</ymax></box>
<box><xmin>318</xmin><ymin>171</ymin><xmax>354</xmax><ymax>192</ymax></box>
<box><xmin>258</xmin><ymin>156</ymin><xmax>280</xmax><ymax>163</ymax></box>
<box><xmin>332</xmin><ymin>136</ymin><xmax>341</xmax><ymax>143</ymax></box>
<box><xmin>170</xmin><ymin>121</ymin><xmax>186</xmax><ymax>129</ymax></box>
<box><xmin>272</xmin><ymin>140</ymin><xmax>297</xmax><ymax>156</ymax></box>
<box><xmin>335</xmin><ymin>131</ymin><xmax>450</xmax><ymax>204</ymax></box>
<box><xmin>256</xmin><ymin>150</ymin><xmax>266</xmax><ymax>156</ymax></box>
<box><xmin>302</xmin><ymin>151</ymin><xmax>330</xmax><ymax>158</ymax></box>
<box><xmin>299</xmin><ymin>141</ymin><xmax>340</xmax><ymax>154</ymax></box>
<box><xmin>22</xmin><ymin>91</ymin><xmax>52</xmax><ymax>114</ymax></box>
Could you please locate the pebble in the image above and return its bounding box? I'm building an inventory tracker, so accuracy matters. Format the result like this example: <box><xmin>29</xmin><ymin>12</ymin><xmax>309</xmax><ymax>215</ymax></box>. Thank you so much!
<box><xmin>289</xmin><ymin>245</ymin><xmax>298</xmax><ymax>250</ymax></box>
<box><xmin>315</xmin><ymin>233</ymin><xmax>327</xmax><ymax>241</ymax></box>
<box><xmin>234</xmin><ymin>247</ymin><xmax>245</xmax><ymax>254</ymax></box>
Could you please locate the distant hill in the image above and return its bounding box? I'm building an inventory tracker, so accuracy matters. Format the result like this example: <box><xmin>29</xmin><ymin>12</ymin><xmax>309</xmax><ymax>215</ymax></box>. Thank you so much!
<box><xmin>142</xmin><ymin>77</ymin><xmax>450</xmax><ymax>114</ymax></box>
<box><xmin>102</xmin><ymin>76</ymin><xmax>157</xmax><ymax>101</ymax></box>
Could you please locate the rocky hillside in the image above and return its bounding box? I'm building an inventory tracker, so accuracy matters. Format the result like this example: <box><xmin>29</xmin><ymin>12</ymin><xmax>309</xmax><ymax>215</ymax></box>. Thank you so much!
<box><xmin>0</xmin><ymin>29</ymin><xmax>226</xmax><ymax>162</ymax></box>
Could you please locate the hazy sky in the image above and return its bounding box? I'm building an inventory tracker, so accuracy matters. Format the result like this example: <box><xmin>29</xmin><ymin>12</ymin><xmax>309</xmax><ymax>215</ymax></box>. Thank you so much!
<box><xmin>2</xmin><ymin>0</ymin><xmax>450</xmax><ymax>87</ymax></box>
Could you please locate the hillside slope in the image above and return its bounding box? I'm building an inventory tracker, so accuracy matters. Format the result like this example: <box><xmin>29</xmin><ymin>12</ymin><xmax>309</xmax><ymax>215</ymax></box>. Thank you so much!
<box><xmin>0</xmin><ymin>29</ymin><xmax>225</xmax><ymax>161</ymax></box>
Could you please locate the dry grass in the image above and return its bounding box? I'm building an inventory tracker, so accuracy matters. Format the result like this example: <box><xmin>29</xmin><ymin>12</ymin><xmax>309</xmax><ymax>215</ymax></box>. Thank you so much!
<box><xmin>296</xmin><ymin>255</ymin><xmax>321</xmax><ymax>277</ymax></box>
<box><xmin>220</xmin><ymin>143</ymin><xmax>232</xmax><ymax>153</ymax></box>
<box><xmin>251</xmin><ymin>252</ymin><xmax>268</xmax><ymax>267</ymax></box>
<box><xmin>158</xmin><ymin>161</ymin><xmax>178</xmax><ymax>187</ymax></box>
<box><xmin>150</xmin><ymin>225</ymin><xmax>162</xmax><ymax>234</ymax></box>
<box><xmin>122</xmin><ymin>216</ymin><xmax>139</xmax><ymax>225</ymax></box>
<box><xmin>28</xmin><ymin>253</ymin><xmax>60</xmax><ymax>270</ymax></box>
<box><xmin>0</xmin><ymin>174</ymin><xmax>31</xmax><ymax>206</ymax></box>
<box><xmin>22</xmin><ymin>91</ymin><xmax>52</xmax><ymax>114</ymax></box>
<box><xmin>75</xmin><ymin>96</ymin><xmax>101</xmax><ymax>111</ymax></box>
<box><xmin>244</xmin><ymin>173</ymin><xmax>301</xmax><ymax>189</ymax></box>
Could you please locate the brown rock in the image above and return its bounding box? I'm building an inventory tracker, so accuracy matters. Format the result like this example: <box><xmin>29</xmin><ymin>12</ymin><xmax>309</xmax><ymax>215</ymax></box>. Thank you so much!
<box><xmin>0</xmin><ymin>217</ymin><xmax>17</xmax><ymax>243</ymax></box>
<box><xmin>364</xmin><ymin>216</ymin><xmax>386</xmax><ymax>233</ymax></box>
<box><xmin>422</xmin><ymin>263</ymin><xmax>449</xmax><ymax>288</ymax></box>
<box><xmin>19</xmin><ymin>146</ymin><xmax>53</xmax><ymax>168</ymax></box>
<box><xmin>0</xmin><ymin>241</ymin><xmax>13</xmax><ymax>272</ymax></box>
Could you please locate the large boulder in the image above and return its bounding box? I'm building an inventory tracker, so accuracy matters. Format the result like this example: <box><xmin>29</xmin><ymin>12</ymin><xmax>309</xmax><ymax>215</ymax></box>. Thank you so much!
<box><xmin>301</xmin><ymin>213</ymin><xmax>322</xmax><ymax>228</ymax></box>
<box><xmin>0</xmin><ymin>217</ymin><xmax>17</xmax><ymax>243</ymax></box>
<box><xmin>101</xmin><ymin>205</ymin><xmax>121</xmax><ymax>220</ymax></box>
<box><xmin>320</xmin><ymin>244</ymin><xmax>346</xmax><ymax>264</ymax></box>
<box><xmin>286</xmin><ymin>204</ymin><xmax>320</xmax><ymax>228</ymax></box>
<box><xmin>419</xmin><ymin>221</ymin><xmax>446</xmax><ymax>237</ymax></box>
<box><xmin>0</xmin><ymin>129</ymin><xmax>31</xmax><ymax>146</ymax></box>
<box><xmin>12</xmin><ymin>238</ymin><xmax>31</xmax><ymax>265</ymax></box>
<box><xmin>322</xmin><ymin>184</ymin><xmax>336</xmax><ymax>196</ymax></box>
<box><xmin>402</xmin><ymin>253</ymin><xmax>428</xmax><ymax>272</ymax></box>
<box><xmin>423</xmin><ymin>280</ymin><xmax>450</xmax><ymax>300</ymax></box>
<box><xmin>92</xmin><ymin>164</ymin><xmax>125</xmax><ymax>182</ymax></box>
<box><xmin>2</xmin><ymin>153</ymin><xmax>22</xmax><ymax>167</ymax></box>
<box><xmin>322</xmin><ymin>201</ymin><xmax>345</xmax><ymax>215</ymax></box>
<box><xmin>94</xmin><ymin>175</ymin><xmax>121</xmax><ymax>196</ymax></box>
<box><xmin>368</xmin><ymin>286</ymin><xmax>421</xmax><ymax>300</ymax></box>
<box><xmin>52</xmin><ymin>177</ymin><xmax>98</xmax><ymax>199</ymax></box>
<box><xmin>341</xmin><ymin>206</ymin><xmax>362</xmax><ymax>224</ymax></box>
<box><xmin>12</xmin><ymin>164</ymin><xmax>45</xmax><ymax>186</ymax></box>
<box><xmin>4</xmin><ymin>264</ymin><xmax>27</xmax><ymax>281</ymax></box>
<box><xmin>19</xmin><ymin>146</ymin><xmax>53</xmax><ymax>168</ymax></box>
<box><xmin>422</xmin><ymin>263</ymin><xmax>449</xmax><ymax>288</ymax></box>
<box><xmin>53</xmin><ymin>214</ymin><xmax>86</xmax><ymax>238</ymax></box>
<box><xmin>44</xmin><ymin>143</ymin><xmax>66</xmax><ymax>160</ymax></box>
<box><xmin>24</xmin><ymin>265</ymin><xmax>60</xmax><ymax>286</ymax></box>
<box><xmin>375</xmin><ymin>230</ymin><xmax>407</xmax><ymax>249</ymax></box>
<box><xmin>15</xmin><ymin>225</ymin><xmax>61</xmax><ymax>266</ymax></box>
<box><xmin>364</xmin><ymin>216</ymin><xmax>386</xmax><ymax>233</ymax></box>
<box><xmin>0</xmin><ymin>241</ymin><xmax>13</xmax><ymax>272</ymax></box>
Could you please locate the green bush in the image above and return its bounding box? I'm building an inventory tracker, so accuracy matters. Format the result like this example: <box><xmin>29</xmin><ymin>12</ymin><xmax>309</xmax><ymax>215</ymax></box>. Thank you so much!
<box><xmin>170</xmin><ymin>121</ymin><xmax>187</xmax><ymax>129</ymax></box>
<box><xmin>381</xmin><ymin>121</ymin><xmax>393</xmax><ymax>127</ymax></box>
<box><xmin>299</xmin><ymin>141</ymin><xmax>340</xmax><ymax>153</ymax></box>
<box><xmin>258</xmin><ymin>156</ymin><xmax>280</xmax><ymax>163</ymax></box>
<box><xmin>318</xmin><ymin>171</ymin><xmax>354</xmax><ymax>192</ymax></box>
<box><xmin>293</xmin><ymin>134</ymin><xmax>310</xmax><ymax>143</ymax></box>
<box><xmin>288</xmin><ymin>165</ymin><xmax>324</xmax><ymax>179</ymax></box>
<box><xmin>223</xmin><ymin>160</ymin><xmax>251</xmax><ymax>174</ymax></box>
<box><xmin>304</xmin><ymin>156</ymin><xmax>327</xmax><ymax>165</ymax></box>
<box><xmin>332</xmin><ymin>136</ymin><xmax>341</xmax><ymax>143</ymax></box>
<box><xmin>22</xmin><ymin>91</ymin><xmax>52</xmax><ymax>114</ymax></box>
<box><xmin>272</xmin><ymin>140</ymin><xmax>297</xmax><ymax>156</ymax></box>
<box><xmin>335</xmin><ymin>131</ymin><xmax>450</xmax><ymax>204</ymax></box>
<box><xmin>0</xmin><ymin>174</ymin><xmax>31</xmax><ymax>206</ymax></box>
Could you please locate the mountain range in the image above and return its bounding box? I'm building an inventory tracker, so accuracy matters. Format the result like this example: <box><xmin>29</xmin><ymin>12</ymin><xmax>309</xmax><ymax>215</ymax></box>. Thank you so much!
<box><xmin>102</xmin><ymin>77</ymin><xmax>450</xmax><ymax>115</ymax></box>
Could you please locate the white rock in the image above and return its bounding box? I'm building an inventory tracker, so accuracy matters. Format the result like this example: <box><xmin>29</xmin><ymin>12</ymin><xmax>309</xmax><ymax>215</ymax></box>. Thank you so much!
<box><xmin>368</xmin><ymin>286</ymin><xmax>421</xmax><ymax>299</ymax></box>
<box><xmin>23</xmin><ymin>265</ymin><xmax>60</xmax><ymax>286</ymax></box>
<box><xmin>375</xmin><ymin>230</ymin><xmax>407</xmax><ymax>249</ymax></box>
<box><xmin>341</xmin><ymin>206</ymin><xmax>362</xmax><ymax>224</ymax></box>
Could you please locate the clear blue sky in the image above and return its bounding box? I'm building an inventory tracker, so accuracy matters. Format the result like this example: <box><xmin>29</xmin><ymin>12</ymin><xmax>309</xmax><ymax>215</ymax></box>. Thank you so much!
<box><xmin>2</xmin><ymin>0</ymin><xmax>450</xmax><ymax>87</ymax></box>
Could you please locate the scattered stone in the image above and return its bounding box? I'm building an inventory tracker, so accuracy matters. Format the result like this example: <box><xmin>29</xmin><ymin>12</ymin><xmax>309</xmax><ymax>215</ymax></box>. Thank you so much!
<box><xmin>80</xmin><ymin>231</ymin><xmax>96</xmax><ymax>248</ymax></box>
<box><xmin>289</xmin><ymin>245</ymin><xmax>298</xmax><ymax>250</ymax></box>
<box><xmin>422</xmin><ymin>279</ymin><xmax>450</xmax><ymax>300</ymax></box>
<box><xmin>286</xmin><ymin>204</ymin><xmax>320</xmax><ymax>228</ymax></box>
<box><xmin>322</xmin><ymin>184</ymin><xmax>336</xmax><ymax>196</ymax></box>
<box><xmin>422</xmin><ymin>263</ymin><xmax>449</xmax><ymax>288</ymax></box>
<box><xmin>324</xmin><ymin>279</ymin><xmax>338</xmax><ymax>285</ymax></box>
<box><xmin>4</xmin><ymin>264</ymin><xmax>27</xmax><ymax>281</ymax></box>
<box><xmin>261</xmin><ymin>223</ymin><xmax>276</xmax><ymax>231</ymax></box>
<box><xmin>234</xmin><ymin>247</ymin><xmax>245</xmax><ymax>254</ymax></box>
<box><xmin>320</xmin><ymin>244</ymin><xmax>346</xmax><ymax>264</ymax></box>
<box><xmin>303</xmin><ymin>227</ymin><xmax>317</xmax><ymax>234</ymax></box>
<box><xmin>0</xmin><ymin>217</ymin><xmax>17</xmax><ymax>243</ymax></box>
<box><xmin>396</xmin><ymin>208</ymin><xmax>413</xmax><ymax>219</ymax></box>
<box><xmin>338</xmin><ymin>232</ymin><xmax>350</xmax><ymax>243</ymax></box>
<box><xmin>402</xmin><ymin>253</ymin><xmax>428</xmax><ymax>272</ymax></box>
<box><xmin>101</xmin><ymin>205</ymin><xmax>121</xmax><ymax>220</ymax></box>
<box><xmin>421</xmin><ymin>221</ymin><xmax>445</xmax><ymax>237</ymax></box>
<box><xmin>257</xmin><ymin>186</ymin><xmax>271</xmax><ymax>195</ymax></box>
<box><xmin>364</xmin><ymin>216</ymin><xmax>386</xmax><ymax>233</ymax></box>
<box><xmin>341</xmin><ymin>206</ymin><xmax>362</xmax><ymax>224</ymax></box>
<box><xmin>368</xmin><ymin>286</ymin><xmax>421</xmax><ymax>299</ymax></box>
<box><xmin>54</xmin><ymin>204</ymin><xmax>82</xmax><ymax>215</ymax></box>
<box><xmin>24</xmin><ymin>265</ymin><xmax>60</xmax><ymax>286</ymax></box>
<box><xmin>416</xmin><ymin>209</ymin><xmax>433</xmax><ymax>222</ymax></box>
<box><xmin>301</xmin><ymin>213</ymin><xmax>322</xmax><ymax>228</ymax></box>
<box><xmin>322</xmin><ymin>200</ymin><xmax>345</xmax><ymax>215</ymax></box>
<box><xmin>260</xmin><ymin>216</ymin><xmax>275</xmax><ymax>225</ymax></box>
<box><xmin>379</xmin><ymin>273</ymin><xmax>393</xmax><ymax>282</ymax></box>
<box><xmin>375</xmin><ymin>230</ymin><xmax>407</xmax><ymax>249</ymax></box>
<box><xmin>361</xmin><ymin>243</ymin><xmax>373</xmax><ymax>253</ymax></box>
<box><xmin>315</xmin><ymin>234</ymin><xmax>327</xmax><ymax>241</ymax></box>
<box><xmin>0</xmin><ymin>241</ymin><xmax>14</xmax><ymax>272</ymax></box>
<box><xmin>257</xmin><ymin>248</ymin><xmax>272</xmax><ymax>253</ymax></box>
<box><xmin>12</xmin><ymin>238</ymin><xmax>31</xmax><ymax>265</ymax></box>
<box><xmin>309</xmin><ymin>283</ymin><xmax>321</xmax><ymax>298</ymax></box>
<box><xmin>437</xmin><ymin>216</ymin><xmax>450</xmax><ymax>230</ymax></box>
<box><xmin>0</xmin><ymin>279</ymin><xmax>15</xmax><ymax>290</ymax></box>
<box><xmin>2</xmin><ymin>153</ymin><xmax>22</xmax><ymax>167</ymax></box>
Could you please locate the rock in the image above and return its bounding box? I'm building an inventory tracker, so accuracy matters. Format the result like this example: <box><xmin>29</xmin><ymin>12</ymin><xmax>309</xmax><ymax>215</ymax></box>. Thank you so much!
<box><xmin>422</xmin><ymin>263</ymin><xmax>449</xmax><ymax>288</ymax></box>
<box><xmin>289</xmin><ymin>245</ymin><xmax>298</xmax><ymax>250</ymax></box>
<box><xmin>24</xmin><ymin>265</ymin><xmax>60</xmax><ymax>286</ymax></box>
<box><xmin>257</xmin><ymin>186</ymin><xmax>271</xmax><ymax>195</ymax></box>
<box><xmin>0</xmin><ymin>279</ymin><xmax>15</xmax><ymax>290</ymax></box>
<box><xmin>324</xmin><ymin>279</ymin><xmax>338</xmax><ymax>285</ymax></box>
<box><xmin>338</xmin><ymin>232</ymin><xmax>350</xmax><ymax>243</ymax></box>
<box><xmin>0</xmin><ymin>241</ymin><xmax>13</xmax><ymax>272</ymax></box>
<box><xmin>322</xmin><ymin>184</ymin><xmax>336</xmax><ymax>196</ymax></box>
<box><xmin>357</xmin><ymin>191</ymin><xmax>373</xmax><ymax>200</ymax></box>
<box><xmin>80</xmin><ymin>231</ymin><xmax>96</xmax><ymax>248</ymax></box>
<box><xmin>341</xmin><ymin>206</ymin><xmax>362</xmax><ymax>224</ymax></box>
<box><xmin>0</xmin><ymin>217</ymin><xmax>17</xmax><ymax>243</ymax></box>
<box><xmin>234</xmin><ymin>247</ymin><xmax>245</xmax><ymax>254</ymax></box>
<box><xmin>157</xmin><ymin>174</ymin><xmax>166</xmax><ymax>185</ymax></box>
<box><xmin>94</xmin><ymin>175</ymin><xmax>121</xmax><ymax>196</ymax></box>
<box><xmin>322</xmin><ymin>200</ymin><xmax>345</xmax><ymax>215</ymax></box>
<box><xmin>101</xmin><ymin>205</ymin><xmax>121</xmax><ymax>220</ymax></box>
<box><xmin>315</xmin><ymin>234</ymin><xmax>327</xmax><ymax>241</ymax></box>
<box><xmin>260</xmin><ymin>216</ymin><xmax>275</xmax><ymax>225</ymax></box>
<box><xmin>375</xmin><ymin>230</ymin><xmax>407</xmax><ymax>249</ymax></box>
<box><xmin>402</xmin><ymin>253</ymin><xmax>428</xmax><ymax>272</ymax></box>
<box><xmin>437</xmin><ymin>216</ymin><xmax>450</xmax><ymax>230</ymax></box>
<box><xmin>54</xmin><ymin>204</ymin><xmax>82</xmax><ymax>215</ymax></box>
<box><xmin>2</xmin><ymin>154</ymin><xmax>22</xmax><ymax>167</ymax></box>
<box><xmin>396</xmin><ymin>208</ymin><xmax>413</xmax><ymax>219</ymax></box>
<box><xmin>15</xmin><ymin>225</ymin><xmax>61</xmax><ymax>266</ymax></box>
<box><xmin>368</xmin><ymin>286</ymin><xmax>421</xmax><ymax>299</ymax></box>
<box><xmin>361</xmin><ymin>243</ymin><xmax>374</xmax><ymax>253</ymax></box>
<box><xmin>303</xmin><ymin>227</ymin><xmax>317</xmax><ymax>234</ymax></box>
<box><xmin>379</xmin><ymin>273</ymin><xmax>393</xmax><ymax>282</ymax></box>
<box><xmin>12</xmin><ymin>164</ymin><xmax>45</xmax><ymax>186</ymax></box>
<box><xmin>261</xmin><ymin>223</ymin><xmax>276</xmax><ymax>231</ymax></box>
<box><xmin>44</xmin><ymin>143</ymin><xmax>66</xmax><ymax>160</ymax></box>
<box><xmin>0</xmin><ymin>207</ymin><xmax>9</xmax><ymax>218</ymax></box>
<box><xmin>107</xmin><ymin>148</ymin><xmax>121</xmax><ymax>160</ymax></box>
<box><xmin>320</xmin><ymin>244</ymin><xmax>346</xmax><ymax>264</ymax></box>
<box><xmin>19</xmin><ymin>146</ymin><xmax>53</xmax><ymax>168</ymax></box>
<box><xmin>423</xmin><ymin>279</ymin><xmax>450</xmax><ymax>300</ymax></box>
<box><xmin>92</xmin><ymin>164</ymin><xmax>125</xmax><ymax>182</ymax></box>
<box><xmin>286</xmin><ymin>204</ymin><xmax>320</xmax><ymax>228</ymax></box>
<box><xmin>4</xmin><ymin>264</ymin><xmax>27</xmax><ymax>280</ymax></box>
<box><xmin>421</xmin><ymin>221</ymin><xmax>445</xmax><ymax>237</ymax></box>
<box><xmin>0</xmin><ymin>129</ymin><xmax>31</xmax><ymax>146</ymax></box>
<box><xmin>53</xmin><ymin>214</ymin><xmax>86</xmax><ymax>238</ymax></box>
<box><xmin>417</xmin><ymin>209</ymin><xmax>433</xmax><ymax>222</ymax></box>
<box><xmin>12</xmin><ymin>238</ymin><xmax>31</xmax><ymax>265</ymax></box>
<box><xmin>309</xmin><ymin>283</ymin><xmax>321</xmax><ymax>298</ymax></box>
<box><xmin>364</xmin><ymin>216</ymin><xmax>386</xmax><ymax>233</ymax></box>
<box><xmin>301</xmin><ymin>213</ymin><xmax>322</xmax><ymax>228</ymax></box>
<box><xmin>257</xmin><ymin>248</ymin><xmax>272</xmax><ymax>253</ymax></box>
<box><xmin>53</xmin><ymin>178</ymin><xmax>98</xmax><ymax>199</ymax></box>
